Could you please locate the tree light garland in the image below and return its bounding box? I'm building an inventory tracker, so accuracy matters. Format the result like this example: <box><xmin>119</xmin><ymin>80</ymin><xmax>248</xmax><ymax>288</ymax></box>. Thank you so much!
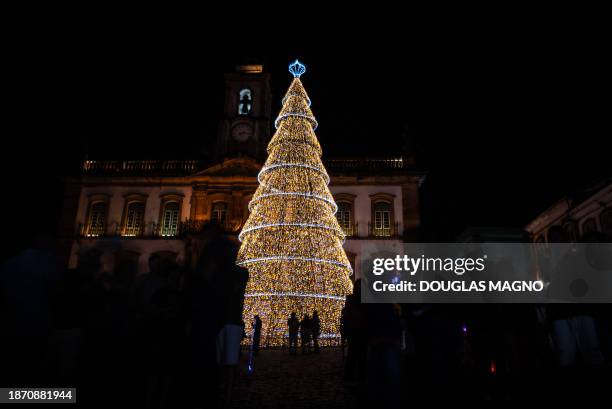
<box><xmin>237</xmin><ymin>60</ymin><xmax>353</xmax><ymax>346</ymax></box>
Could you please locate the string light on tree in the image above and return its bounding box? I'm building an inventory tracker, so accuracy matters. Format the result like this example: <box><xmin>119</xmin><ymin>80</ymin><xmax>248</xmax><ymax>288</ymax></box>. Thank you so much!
<box><xmin>237</xmin><ymin>59</ymin><xmax>353</xmax><ymax>346</ymax></box>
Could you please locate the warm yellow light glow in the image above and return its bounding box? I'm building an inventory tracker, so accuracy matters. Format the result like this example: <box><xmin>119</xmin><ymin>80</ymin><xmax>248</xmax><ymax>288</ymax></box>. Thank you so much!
<box><xmin>236</xmin><ymin>64</ymin><xmax>264</xmax><ymax>73</ymax></box>
<box><xmin>237</xmin><ymin>76</ymin><xmax>353</xmax><ymax>346</ymax></box>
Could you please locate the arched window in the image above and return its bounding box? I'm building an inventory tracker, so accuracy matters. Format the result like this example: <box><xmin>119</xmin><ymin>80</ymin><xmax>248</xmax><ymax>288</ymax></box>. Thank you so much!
<box><xmin>160</xmin><ymin>201</ymin><xmax>180</xmax><ymax>237</ymax></box>
<box><xmin>122</xmin><ymin>201</ymin><xmax>145</xmax><ymax>236</ymax></box>
<box><xmin>601</xmin><ymin>209</ymin><xmax>612</xmax><ymax>235</ymax></box>
<box><xmin>86</xmin><ymin>201</ymin><xmax>107</xmax><ymax>237</ymax></box>
<box><xmin>336</xmin><ymin>202</ymin><xmax>353</xmax><ymax>236</ymax></box>
<box><xmin>373</xmin><ymin>201</ymin><xmax>392</xmax><ymax>236</ymax></box>
<box><xmin>581</xmin><ymin>218</ymin><xmax>598</xmax><ymax>235</ymax></box>
<box><xmin>212</xmin><ymin>202</ymin><xmax>228</xmax><ymax>225</ymax></box>
<box><xmin>238</xmin><ymin>88</ymin><xmax>252</xmax><ymax>116</ymax></box>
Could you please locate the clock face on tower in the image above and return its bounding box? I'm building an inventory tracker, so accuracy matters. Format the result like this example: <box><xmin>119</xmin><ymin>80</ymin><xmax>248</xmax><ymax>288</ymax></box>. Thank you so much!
<box><xmin>231</xmin><ymin>123</ymin><xmax>253</xmax><ymax>142</ymax></box>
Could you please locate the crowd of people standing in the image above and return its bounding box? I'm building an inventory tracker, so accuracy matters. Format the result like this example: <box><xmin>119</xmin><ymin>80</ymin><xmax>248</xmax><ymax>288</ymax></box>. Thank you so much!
<box><xmin>1</xmin><ymin>226</ymin><xmax>611</xmax><ymax>407</ymax></box>
<box><xmin>0</xmin><ymin>223</ymin><xmax>249</xmax><ymax>408</ymax></box>
<box><xmin>285</xmin><ymin>310</ymin><xmax>321</xmax><ymax>354</ymax></box>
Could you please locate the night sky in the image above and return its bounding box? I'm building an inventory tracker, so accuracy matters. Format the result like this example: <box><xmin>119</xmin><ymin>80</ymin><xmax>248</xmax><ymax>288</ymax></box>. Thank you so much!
<box><xmin>4</xmin><ymin>20</ymin><xmax>610</xmax><ymax>258</ymax></box>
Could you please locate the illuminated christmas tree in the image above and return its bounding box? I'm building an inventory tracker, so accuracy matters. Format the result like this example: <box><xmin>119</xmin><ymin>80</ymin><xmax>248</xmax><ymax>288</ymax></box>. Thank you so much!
<box><xmin>237</xmin><ymin>60</ymin><xmax>353</xmax><ymax>346</ymax></box>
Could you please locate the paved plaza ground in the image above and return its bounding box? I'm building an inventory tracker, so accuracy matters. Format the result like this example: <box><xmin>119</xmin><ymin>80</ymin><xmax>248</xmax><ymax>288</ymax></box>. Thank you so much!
<box><xmin>230</xmin><ymin>348</ymin><xmax>358</xmax><ymax>409</ymax></box>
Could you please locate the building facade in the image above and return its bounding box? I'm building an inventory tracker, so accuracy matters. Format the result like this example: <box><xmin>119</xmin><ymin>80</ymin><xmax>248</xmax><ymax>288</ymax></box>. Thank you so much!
<box><xmin>525</xmin><ymin>179</ymin><xmax>612</xmax><ymax>243</ymax></box>
<box><xmin>59</xmin><ymin>65</ymin><xmax>424</xmax><ymax>279</ymax></box>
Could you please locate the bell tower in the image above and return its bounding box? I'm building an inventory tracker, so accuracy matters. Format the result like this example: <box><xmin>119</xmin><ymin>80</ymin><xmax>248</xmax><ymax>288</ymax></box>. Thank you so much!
<box><xmin>215</xmin><ymin>64</ymin><xmax>272</xmax><ymax>161</ymax></box>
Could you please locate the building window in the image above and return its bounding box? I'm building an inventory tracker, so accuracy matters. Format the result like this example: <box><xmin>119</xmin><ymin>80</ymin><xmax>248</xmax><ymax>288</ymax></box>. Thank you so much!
<box><xmin>212</xmin><ymin>202</ymin><xmax>228</xmax><ymax>225</ymax></box>
<box><xmin>581</xmin><ymin>218</ymin><xmax>598</xmax><ymax>236</ymax></box>
<box><xmin>122</xmin><ymin>201</ymin><xmax>145</xmax><ymax>237</ymax></box>
<box><xmin>373</xmin><ymin>202</ymin><xmax>392</xmax><ymax>236</ymax></box>
<box><xmin>336</xmin><ymin>202</ymin><xmax>353</xmax><ymax>236</ymax></box>
<box><xmin>369</xmin><ymin>193</ymin><xmax>396</xmax><ymax>237</ymax></box>
<box><xmin>86</xmin><ymin>201</ymin><xmax>107</xmax><ymax>237</ymax></box>
<box><xmin>601</xmin><ymin>209</ymin><xmax>612</xmax><ymax>235</ymax></box>
<box><xmin>238</xmin><ymin>88</ymin><xmax>252</xmax><ymax>116</ymax></box>
<box><xmin>334</xmin><ymin>193</ymin><xmax>357</xmax><ymax>237</ymax></box>
<box><xmin>160</xmin><ymin>201</ymin><xmax>180</xmax><ymax>237</ymax></box>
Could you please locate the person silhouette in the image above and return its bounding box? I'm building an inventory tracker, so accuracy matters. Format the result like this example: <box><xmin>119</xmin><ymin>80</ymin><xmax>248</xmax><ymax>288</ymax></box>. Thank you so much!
<box><xmin>252</xmin><ymin>315</ymin><xmax>262</xmax><ymax>356</ymax></box>
<box><xmin>340</xmin><ymin>306</ymin><xmax>347</xmax><ymax>357</ymax></box>
<box><xmin>300</xmin><ymin>314</ymin><xmax>312</xmax><ymax>354</ymax></box>
<box><xmin>187</xmin><ymin>221</ymin><xmax>245</xmax><ymax>408</ymax></box>
<box><xmin>287</xmin><ymin>312</ymin><xmax>300</xmax><ymax>355</ymax></box>
<box><xmin>312</xmin><ymin>311</ymin><xmax>321</xmax><ymax>353</ymax></box>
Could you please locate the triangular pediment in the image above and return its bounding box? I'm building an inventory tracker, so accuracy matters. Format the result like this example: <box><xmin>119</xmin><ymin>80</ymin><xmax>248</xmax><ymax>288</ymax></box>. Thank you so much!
<box><xmin>195</xmin><ymin>157</ymin><xmax>262</xmax><ymax>177</ymax></box>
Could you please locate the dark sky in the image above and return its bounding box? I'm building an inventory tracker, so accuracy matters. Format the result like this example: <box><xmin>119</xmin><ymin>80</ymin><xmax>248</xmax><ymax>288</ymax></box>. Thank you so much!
<box><xmin>4</xmin><ymin>18</ymin><xmax>611</xmax><ymax>254</ymax></box>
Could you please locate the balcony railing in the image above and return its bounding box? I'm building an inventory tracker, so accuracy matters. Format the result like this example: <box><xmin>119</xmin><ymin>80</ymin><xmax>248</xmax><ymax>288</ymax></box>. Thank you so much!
<box><xmin>78</xmin><ymin>220</ymin><xmax>402</xmax><ymax>239</ymax></box>
<box><xmin>367</xmin><ymin>221</ymin><xmax>401</xmax><ymax>238</ymax></box>
<box><xmin>79</xmin><ymin>222</ymin><xmax>146</xmax><ymax>238</ymax></box>
<box><xmin>325</xmin><ymin>157</ymin><xmax>407</xmax><ymax>171</ymax></box>
<box><xmin>77</xmin><ymin>219</ymin><xmax>242</xmax><ymax>239</ymax></box>
<box><xmin>81</xmin><ymin>157</ymin><xmax>413</xmax><ymax>177</ymax></box>
<box><xmin>81</xmin><ymin>223</ymin><xmax>106</xmax><ymax>237</ymax></box>
<box><xmin>340</xmin><ymin>222</ymin><xmax>358</xmax><ymax>238</ymax></box>
<box><xmin>82</xmin><ymin>160</ymin><xmax>202</xmax><ymax>176</ymax></box>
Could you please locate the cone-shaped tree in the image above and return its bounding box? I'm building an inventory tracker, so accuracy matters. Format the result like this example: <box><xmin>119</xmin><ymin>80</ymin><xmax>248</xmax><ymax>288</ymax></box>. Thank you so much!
<box><xmin>237</xmin><ymin>60</ymin><xmax>353</xmax><ymax>346</ymax></box>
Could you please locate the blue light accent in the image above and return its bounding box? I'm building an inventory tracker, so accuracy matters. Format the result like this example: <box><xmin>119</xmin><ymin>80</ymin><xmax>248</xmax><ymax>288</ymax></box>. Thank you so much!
<box><xmin>274</xmin><ymin>113</ymin><xmax>318</xmax><ymax>130</ymax></box>
<box><xmin>282</xmin><ymin>93</ymin><xmax>311</xmax><ymax>106</ymax></box>
<box><xmin>258</xmin><ymin>163</ymin><xmax>330</xmax><ymax>184</ymax></box>
<box><xmin>239</xmin><ymin>223</ymin><xmax>345</xmax><ymax>243</ymax></box>
<box><xmin>245</xmin><ymin>292</ymin><xmax>347</xmax><ymax>300</ymax></box>
<box><xmin>289</xmin><ymin>59</ymin><xmax>306</xmax><ymax>78</ymax></box>
<box><xmin>248</xmin><ymin>192</ymin><xmax>338</xmax><ymax>214</ymax></box>
<box><xmin>238</xmin><ymin>256</ymin><xmax>353</xmax><ymax>273</ymax></box>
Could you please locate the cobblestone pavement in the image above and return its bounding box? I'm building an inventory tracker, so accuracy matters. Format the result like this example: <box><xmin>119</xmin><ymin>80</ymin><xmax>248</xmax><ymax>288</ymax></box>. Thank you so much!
<box><xmin>230</xmin><ymin>348</ymin><xmax>355</xmax><ymax>409</ymax></box>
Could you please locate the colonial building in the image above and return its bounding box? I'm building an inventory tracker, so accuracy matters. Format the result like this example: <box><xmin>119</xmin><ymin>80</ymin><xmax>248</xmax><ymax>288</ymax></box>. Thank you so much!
<box><xmin>525</xmin><ymin>178</ymin><xmax>612</xmax><ymax>243</ymax></box>
<box><xmin>59</xmin><ymin>65</ymin><xmax>425</xmax><ymax>279</ymax></box>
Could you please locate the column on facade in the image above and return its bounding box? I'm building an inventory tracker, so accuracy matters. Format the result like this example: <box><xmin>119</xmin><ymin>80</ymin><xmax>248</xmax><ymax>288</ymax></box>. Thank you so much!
<box><xmin>402</xmin><ymin>182</ymin><xmax>420</xmax><ymax>240</ymax></box>
<box><xmin>190</xmin><ymin>189</ymin><xmax>209</xmax><ymax>223</ymax></box>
